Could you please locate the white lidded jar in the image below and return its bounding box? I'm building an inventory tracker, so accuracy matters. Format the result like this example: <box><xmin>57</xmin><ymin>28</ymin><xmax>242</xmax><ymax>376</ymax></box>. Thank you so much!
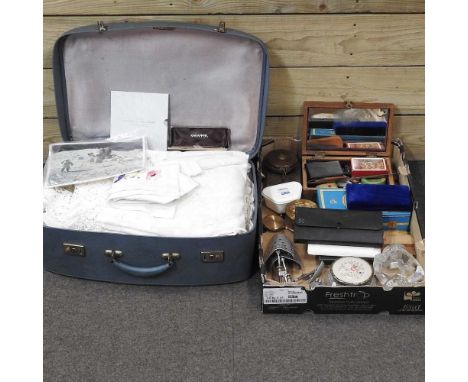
<box><xmin>261</xmin><ymin>181</ymin><xmax>302</xmax><ymax>214</ymax></box>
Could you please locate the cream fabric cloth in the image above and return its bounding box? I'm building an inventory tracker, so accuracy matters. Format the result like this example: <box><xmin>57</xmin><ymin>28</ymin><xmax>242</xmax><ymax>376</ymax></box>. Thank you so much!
<box><xmin>43</xmin><ymin>150</ymin><xmax>254</xmax><ymax>237</ymax></box>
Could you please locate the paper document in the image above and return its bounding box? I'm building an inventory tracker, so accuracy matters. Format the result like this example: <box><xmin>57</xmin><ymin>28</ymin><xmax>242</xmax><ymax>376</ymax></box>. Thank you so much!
<box><xmin>111</xmin><ymin>91</ymin><xmax>169</xmax><ymax>150</ymax></box>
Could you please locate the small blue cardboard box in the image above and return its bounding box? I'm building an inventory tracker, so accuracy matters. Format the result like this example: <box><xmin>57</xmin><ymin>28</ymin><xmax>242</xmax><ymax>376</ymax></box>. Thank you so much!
<box><xmin>382</xmin><ymin>211</ymin><xmax>411</xmax><ymax>231</ymax></box>
<box><xmin>317</xmin><ymin>188</ymin><xmax>347</xmax><ymax>209</ymax></box>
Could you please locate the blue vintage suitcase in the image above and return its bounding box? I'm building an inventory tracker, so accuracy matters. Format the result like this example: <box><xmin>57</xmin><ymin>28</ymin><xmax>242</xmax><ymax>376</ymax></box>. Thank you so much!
<box><xmin>44</xmin><ymin>21</ymin><xmax>269</xmax><ymax>285</ymax></box>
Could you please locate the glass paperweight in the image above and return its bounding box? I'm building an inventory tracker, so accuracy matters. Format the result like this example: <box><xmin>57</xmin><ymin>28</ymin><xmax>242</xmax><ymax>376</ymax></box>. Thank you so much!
<box><xmin>373</xmin><ymin>244</ymin><xmax>425</xmax><ymax>291</ymax></box>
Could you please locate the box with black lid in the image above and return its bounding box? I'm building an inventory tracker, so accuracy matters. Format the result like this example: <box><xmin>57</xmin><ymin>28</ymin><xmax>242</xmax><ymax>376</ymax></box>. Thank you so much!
<box><xmin>259</xmin><ymin>101</ymin><xmax>425</xmax><ymax>314</ymax></box>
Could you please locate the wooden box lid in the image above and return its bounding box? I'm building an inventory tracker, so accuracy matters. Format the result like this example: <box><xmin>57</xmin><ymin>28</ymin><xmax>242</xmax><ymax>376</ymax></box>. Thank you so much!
<box><xmin>302</xmin><ymin>101</ymin><xmax>395</xmax><ymax>157</ymax></box>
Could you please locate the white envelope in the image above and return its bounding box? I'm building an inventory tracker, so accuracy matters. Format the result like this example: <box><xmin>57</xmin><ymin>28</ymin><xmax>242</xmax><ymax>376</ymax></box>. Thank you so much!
<box><xmin>111</xmin><ymin>91</ymin><xmax>169</xmax><ymax>150</ymax></box>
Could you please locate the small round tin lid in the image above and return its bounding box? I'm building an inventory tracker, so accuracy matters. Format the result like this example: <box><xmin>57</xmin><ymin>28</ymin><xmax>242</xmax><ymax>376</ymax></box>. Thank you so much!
<box><xmin>285</xmin><ymin>199</ymin><xmax>317</xmax><ymax>221</ymax></box>
<box><xmin>263</xmin><ymin>149</ymin><xmax>298</xmax><ymax>174</ymax></box>
<box><xmin>262</xmin><ymin>214</ymin><xmax>285</xmax><ymax>232</ymax></box>
<box><xmin>331</xmin><ymin>257</ymin><xmax>373</xmax><ymax>286</ymax></box>
<box><xmin>261</xmin><ymin>181</ymin><xmax>302</xmax><ymax>205</ymax></box>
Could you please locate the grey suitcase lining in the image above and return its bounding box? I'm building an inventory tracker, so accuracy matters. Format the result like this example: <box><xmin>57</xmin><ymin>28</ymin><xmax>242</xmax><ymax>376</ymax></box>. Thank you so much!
<box><xmin>53</xmin><ymin>21</ymin><xmax>269</xmax><ymax>157</ymax></box>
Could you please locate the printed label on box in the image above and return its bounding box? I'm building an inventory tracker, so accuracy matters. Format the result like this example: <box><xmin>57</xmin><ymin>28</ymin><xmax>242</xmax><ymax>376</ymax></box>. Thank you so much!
<box><xmin>263</xmin><ymin>288</ymin><xmax>307</xmax><ymax>305</ymax></box>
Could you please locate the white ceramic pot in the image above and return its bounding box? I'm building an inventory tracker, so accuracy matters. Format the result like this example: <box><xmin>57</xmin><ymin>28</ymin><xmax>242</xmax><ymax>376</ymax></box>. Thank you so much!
<box><xmin>261</xmin><ymin>181</ymin><xmax>302</xmax><ymax>214</ymax></box>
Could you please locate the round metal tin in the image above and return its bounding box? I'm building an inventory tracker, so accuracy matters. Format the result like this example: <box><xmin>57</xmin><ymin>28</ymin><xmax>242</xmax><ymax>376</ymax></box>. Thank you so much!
<box><xmin>331</xmin><ymin>257</ymin><xmax>374</xmax><ymax>286</ymax></box>
<box><xmin>262</xmin><ymin>214</ymin><xmax>285</xmax><ymax>232</ymax></box>
<box><xmin>263</xmin><ymin>149</ymin><xmax>298</xmax><ymax>175</ymax></box>
<box><xmin>285</xmin><ymin>199</ymin><xmax>318</xmax><ymax>221</ymax></box>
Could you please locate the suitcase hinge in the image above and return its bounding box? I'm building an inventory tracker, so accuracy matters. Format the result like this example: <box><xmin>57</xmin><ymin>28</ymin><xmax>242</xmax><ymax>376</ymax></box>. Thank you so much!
<box><xmin>97</xmin><ymin>21</ymin><xmax>108</xmax><ymax>33</ymax></box>
<box><xmin>217</xmin><ymin>21</ymin><xmax>226</xmax><ymax>33</ymax></box>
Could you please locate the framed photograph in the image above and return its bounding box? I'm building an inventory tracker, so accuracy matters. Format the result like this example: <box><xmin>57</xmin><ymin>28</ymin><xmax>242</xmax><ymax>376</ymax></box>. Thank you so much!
<box><xmin>44</xmin><ymin>137</ymin><xmax>146</xmax><ymax>188</ymax></box>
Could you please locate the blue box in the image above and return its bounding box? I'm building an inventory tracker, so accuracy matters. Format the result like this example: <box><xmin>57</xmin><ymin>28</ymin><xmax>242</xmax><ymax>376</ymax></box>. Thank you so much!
<box><xmin>309</xmin><ymin>128</ymin><xmax>335</xmax><ymax>137</ymax></box>
<box><xmin>382</xmin><ymin>211</ymin><xmax>411</xmax><ymax>231</ymax></box>
<box><xmin>317</xmin><ymin>188</ymin><xmax>347</xmax><ymax>209</ymax></box>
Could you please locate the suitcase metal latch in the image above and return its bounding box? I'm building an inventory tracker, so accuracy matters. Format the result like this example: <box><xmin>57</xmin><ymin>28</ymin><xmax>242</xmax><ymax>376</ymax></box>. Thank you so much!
<box><xmin>201</xmin><ymin>251</ymin><xmax>224</xmax><ymax>263</ymax></box>
<box><xmin>63</xmin><ymin>243</ymin><xmax>86</xmax><ymax>257</ymax></box>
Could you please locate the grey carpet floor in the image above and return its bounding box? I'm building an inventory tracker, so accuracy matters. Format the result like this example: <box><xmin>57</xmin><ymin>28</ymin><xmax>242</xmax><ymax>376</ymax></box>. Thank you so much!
<box><xmin>44</xmin><ymin>271</ymin><xmax>424</xmax><ymax>382</ymax></box>
<box><xmin>44</xmin><ymin>162</ymin><xmax>425</xmax><ymax>382</ymax></box>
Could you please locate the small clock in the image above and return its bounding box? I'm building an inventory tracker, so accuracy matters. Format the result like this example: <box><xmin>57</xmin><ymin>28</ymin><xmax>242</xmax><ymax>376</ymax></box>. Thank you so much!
<box><xmin>331</xmin><ymin>257</ymin><xmax>374</xmax><ymax>286</ymax></box>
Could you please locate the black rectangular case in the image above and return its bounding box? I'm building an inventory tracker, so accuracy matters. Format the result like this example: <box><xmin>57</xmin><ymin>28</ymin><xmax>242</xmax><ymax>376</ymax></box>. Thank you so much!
<box><xmin>44</xmin><ymin>21</ymin><xmax>269</xmax><ymax>285</ymax></box>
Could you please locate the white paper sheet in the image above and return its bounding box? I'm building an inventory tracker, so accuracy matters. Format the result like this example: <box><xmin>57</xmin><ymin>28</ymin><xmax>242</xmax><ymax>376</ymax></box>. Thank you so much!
<box><xmin>307</xmin><ymin>244</ymin><xmax>381</xmax><ymax>259</ymax></box>
<box><xmin>111</xmin><ymin>91</ymin><xmax>169</xmax><ymax>150</ymax></box>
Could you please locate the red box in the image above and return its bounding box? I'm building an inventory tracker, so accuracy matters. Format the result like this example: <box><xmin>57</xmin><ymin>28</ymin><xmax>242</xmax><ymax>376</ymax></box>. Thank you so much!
<box><xmin>351</xmin><ymin>157</ymin><xmax>388</xmax><ymax>177</ymax></box>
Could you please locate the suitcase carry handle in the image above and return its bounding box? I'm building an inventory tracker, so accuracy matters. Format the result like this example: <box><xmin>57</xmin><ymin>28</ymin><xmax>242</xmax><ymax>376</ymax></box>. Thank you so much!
<box><xmin>105</xmin><ymin>250</ymin><xmax>180</xmax><ymax>278</ymax></box>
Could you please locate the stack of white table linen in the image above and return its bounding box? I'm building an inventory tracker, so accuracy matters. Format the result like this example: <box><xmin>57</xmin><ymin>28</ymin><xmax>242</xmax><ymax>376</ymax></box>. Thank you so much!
<box><xmin>43</xmin><ymin>151</ymin><xmax>254</xmax><ymax>237</ymax></box>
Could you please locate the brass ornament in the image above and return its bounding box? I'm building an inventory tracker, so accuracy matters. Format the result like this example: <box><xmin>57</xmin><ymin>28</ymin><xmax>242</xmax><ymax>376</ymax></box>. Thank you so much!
<box><xmin>262</xmin><ymin>214</ymin><xmax>285</xmax><ymax>232</ymax></box>
<box><xmin>285</xmin><ymin>199</ymin><xmax>317</xmax><ymax>221</ymax></box>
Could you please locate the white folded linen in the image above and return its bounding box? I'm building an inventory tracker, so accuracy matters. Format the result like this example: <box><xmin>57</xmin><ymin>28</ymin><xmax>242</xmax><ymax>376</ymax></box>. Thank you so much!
<box><xmin>43</xmin><ymin>150</ymin><xmax>254</xmax><ymax>237</ymax></box>
<box><xmin>307</xmin><ymin>244</ymin><xmax>381</xmax><ymax>259</ymax></box>
<box><xmin>107</xmin><ymin>200</ymin><xmax>177</xmax><ymax>219</ymax></box>
<box><xmin>145</xmin><ymin>151</ymin><xmax>203</xmax><ymax>177</ymax></box>
<box><xmin>146</xmin><ymin>150</ymin><xmax>248</xmax><ymax>173</ymax></box>
<box><xmin>107</xmin><ymin>163</ymin><xmax>198</xmax><ymax>218</ymax></box>
<box><xmin>99</xmin><ymin>163</ymin><xmax>253</xmax><ymax>237</ymax></box>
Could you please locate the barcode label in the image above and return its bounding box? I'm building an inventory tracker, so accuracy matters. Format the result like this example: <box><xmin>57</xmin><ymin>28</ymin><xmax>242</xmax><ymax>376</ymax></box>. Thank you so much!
<box><xmin>263</xmin><ymin>288</ymin><xmax>307</xmax><ymax>305</ymax></box>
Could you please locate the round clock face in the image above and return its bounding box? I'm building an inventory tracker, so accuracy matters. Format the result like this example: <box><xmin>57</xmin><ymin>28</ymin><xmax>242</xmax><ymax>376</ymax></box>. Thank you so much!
<box><xmin>331</xmin><ymin>257</ymin><xmax>373</xmax><ymax>286</ymax></box>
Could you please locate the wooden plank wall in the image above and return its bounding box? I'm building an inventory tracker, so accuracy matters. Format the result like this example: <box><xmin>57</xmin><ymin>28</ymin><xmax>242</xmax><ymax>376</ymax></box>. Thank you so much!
<box><xmin>43</xmin><ymin>0</ymin><xmax>425</xmax><ymax>159</ymax></box>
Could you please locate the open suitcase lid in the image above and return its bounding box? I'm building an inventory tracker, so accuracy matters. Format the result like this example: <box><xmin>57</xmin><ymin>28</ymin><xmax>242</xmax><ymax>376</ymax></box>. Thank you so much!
<box><xmin>53</xmin><ymin>21</ymin><xmax>269</xmax><ymax>158</ymax></box>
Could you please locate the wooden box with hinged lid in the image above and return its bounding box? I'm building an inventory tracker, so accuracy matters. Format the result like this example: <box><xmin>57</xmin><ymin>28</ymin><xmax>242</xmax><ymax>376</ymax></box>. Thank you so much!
<box><xmin>301</xmin><ymin>101</ymin><xmax>396</xmax><ymax>199</ymax></box>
